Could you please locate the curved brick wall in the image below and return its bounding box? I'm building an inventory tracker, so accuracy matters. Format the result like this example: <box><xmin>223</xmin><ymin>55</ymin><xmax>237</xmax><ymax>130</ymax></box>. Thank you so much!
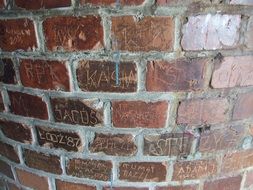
<box><xmin>0</xmin><ymin>0</ymin><xmax>253</xmax><ymax>190</ymax></box>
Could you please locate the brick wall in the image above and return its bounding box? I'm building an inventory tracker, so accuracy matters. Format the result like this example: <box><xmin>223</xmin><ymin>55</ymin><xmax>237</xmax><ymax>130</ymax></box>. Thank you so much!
<box><xmin>0</xmin><ymin>0</ymin><xmax>253</xmax><ymax>190</ymax></box>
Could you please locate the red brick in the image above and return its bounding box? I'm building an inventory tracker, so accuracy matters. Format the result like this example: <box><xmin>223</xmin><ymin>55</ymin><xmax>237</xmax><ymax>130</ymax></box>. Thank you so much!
<box><xmin>36</xmin><ymin>126</ymin><xmax>82</xmax><ymax>152</ymax></box>
<box><xmin>246</xmin><ymin>17</ymin><xmax>253</xmax><ymax>49</ymax></box>
<box><xmin>43</xmin><ymin>16</ymin><xmax>103</xmax><ymax>51</ymax></box>
<box><xmin>66</xmin><ymin>158</ymin><xmax>112</xmax><ymax>181</ymax></box>
<box><xmin>20</xmin><ymin>59</ymin><xmax>70</xmax><ymax>91</ymax></box>
<box><xmin>7</xmin><ymin>183</ymin><xmax>21</xmax><ymax>190</ymax></box>
<box><xmin>0</xmin><ymin>19</ymin><xmax>37</xmax><ymax>51</ymax></box>
<box><xmin>182</xmin><ymin>14</ymin><xmax>241</xmax><ymax>50</ymax></box>
<box><xmin>245</xmin><ymin>170</ymin><xmax>253</xmax><ymax>188</ymax></box>
<box><xmin>51</xmin><ymin>98</ymin><xmax>103</xmax><ymax>126</ymax></box>
<box><xmin>157</xmin><ymin>0</ymin><xmax>224</xmax><ymax>5</ymax></box>
<box><xmin>146</xmin><ymin>59</ymin><xmax>207</xmax><ymax>92</ymax></box>
<box><xmin>77</xmin><ymin>60</ymin><xmax>137</xmax><ymax>92</ymax></box>
<box><xmin>172</xmin><ymin>159</ymin><xmax>217</xmax><ymax>181</ymax></box>
<box><xmin>0</xmin><ymin>141</ymin><xmax>19</xmax><ymax>163</ymax></box>
<box><xmin>156</xmin><ymin>185</ymin><xmax>197</xmax><ymax>190</ymax></box>
<box><xmin>233</xmin><ymin>92</ymin><xmax>253</xmax><ymax>120</ymax></box>
<box><xmin>203</xmin><ymin>175</ymin><xmax>242</xmax><ymax>190</ymax></box>
<box><xmin>23</xmin><ymin>149</ymin><xmax>62</xmax><ymax>174</ymax></box>
<box><xmin>80</xmin><ymin>0</ymin><xmax>144</xmax><ymax>6</ymax></box>
<box><xmin>211</xmin><ymin>56</ymin><xmax>253</xmax><ymax>88</ymax></box>
<box><xmin>229</xmin><ymin>0</ymin><xmax>253</xmax><ymax>5</ymax></box>
<box><xmin>0</xmin><ymin>0</ymin><xmax>4</xmax><ymax>8</ymax></box>
<box><xmin>56</xmin><ymin>180</ymin><xmax>96</xmax><ymax>190</ymax></box>
<box><xmin>119</xmin><ymin>162</ymin><xmax>167</xmax><ymax>182</ymax></box>
<box><xmin>112</xmin><ymin>101</ymin><xmax>168</xmax><ymax>128</ymax></box>
<box><xmin>104</xmin><ymin>188</ymin><xmax>148</xmax><ymax>190</ymax></box>
<box><xmin>0</xmin><ymin>120</ymin><xmax>32</xmax><ymax>144</ymax></box>
<box><xmin>0</xmin><ymin>59</ymin><xmax>16</xmax><ymax>84</ymax></box>
<box><xmin>0</xmin><ymin>93</ymin><xmax>4</xmax><ymax>112</ymax></box>
<box><xmin>16</xmin><ymin>169</ymin><xmax>49</xmax><ymax>190</ymax></box>
<box><xmin>111</xmin><ymin>16</ymin><xmax>174</xmax><ymax>52</ymax></box>
<box><xmin>0</xmin><ymin>160</ymin><xmax>14</xmax><ymax>179</ymax></box>
<box><xmin>199</xmin><ymin>125</ymin><xmax>245</xmax><ymax>152</ymax></box>
<box><xmin>177</xmin><ymin>98</ymin><xmax>229</xmax><ymax>125</ymax></box>
<box><xmin>8</xmin><ymin>91</ymin><xmax>48</xmax><ymax>120</ymax></box>
<box><xmin>90</xmin><ymin>133</ymin><xmax>137</xmax><ymax>156</ymax></box>
<box><xmin>15</xmin><ymin>0</ymin><xmax>71</xmax><ymax>10</ymax></box>
<box><xmin>221</xmin><ymin>149</ymin><xmax>253</xmax><ymax>173</ymax></box>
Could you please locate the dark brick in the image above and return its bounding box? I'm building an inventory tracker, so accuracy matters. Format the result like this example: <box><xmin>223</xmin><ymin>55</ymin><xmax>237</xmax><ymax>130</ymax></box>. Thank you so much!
<box><xmin>0</xmin><ymin>141</ymin><xmax>19</xmax><ymax>163</ymax></box>
<box><xmin>56</xmin><ymin>180</ymin><xmax>96</xmax><ymax>190</ymax></box>
<box><xmin>0</xmin><ymin>59</ymin><xmax>16</xmax><ymax>84</ymax></box>
<box><xmin>0</xmin><ymin>93</ymin><xmax>4</xmax><ymax>112</ymax></box>
<box><xmin>0</xmin><ymin>160</ymin><xmax>14</xmax><ymax>179</ymax></box>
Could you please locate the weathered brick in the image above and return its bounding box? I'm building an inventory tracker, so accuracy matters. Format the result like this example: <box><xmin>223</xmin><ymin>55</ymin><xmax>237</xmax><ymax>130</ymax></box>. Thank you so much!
<box><xmin>0</xmin><ymin>141</ymin><xmax>19</xmax><ymax>163</ymax></box>
<box><xmin>146</xmin><ymin>59</ymin><xmax>207</xmax><ymax>92</ymax></box>
<box><xmin>66</xmin><ymin>158</ymin><xmax>112</xmax><ymax>181</ymax></box>
<box><xmin>0</xmin><ymin>19</ymin><xmax>37</xmax><ymax>51</ymax></box>
<box><xmin>144</xmin><ymin>133</ymin><xmax>193</xmax><ymax>156</ymax></box>
<box><xmin>15</xmin><ymin>0</ymin><xmax>71</xmax><ymax>10</ymax></box>
<box><xmin>0</xmin><ymin>120</ymin><xmax>32</xmax><ymax>144</ymax></box>
<box><xmin>23</xmin><ymin>149</ymin><xmax>62</xmax><ymax>174</ymax></box>
<box><xmin>0</xmin><ymin>59</ymin><xmax>16</xmax><ymax>84</ymax></box>
<box><xmin>119</xmin><ymin>162</ymin><xmax>167</xmax><ymax>182</ymax></box>
<box><xmin>157</xmin><ymin>0</ymin><xmax>224</xmax><ymax>5</ymax></box>
<box><xmin>233</xmin><ymin>92</ymin><xmax>253</xmax><ymax>120</ymax></box>
<box><xmin>36</xmin><ymin>126</ymin><xmax>82</xmax><ymax>152</ymax></box>
<box><xmin>8</xmin><ymin>91</ymin><xmax>48</xmax><ymax>120</ymax></box>
<box><xmin>90</xmin><ymin>133</ymin><xmax>137</xmax><ymax>156</ymax></box>
<box><xmin>80</xmin><ymin>0</ymin><xmax>144</xmax><ymax>6</ymax></box>
<box><xmin>156</xmin><ymin>185</ymin><xmax>198</xmax><ymax>190</ymax></box>
<box><xmin>56</xmin><ymin>180</ymin><xmax>96</xmax><ymax>190</ymax></box>
<box><xmin>77</xmin><ymin>60</ymin><xmax>137</xmax><ymax>92</ymax></box>
<box><xmin>111</xmin><ymin>16</ymin><xmax>174</xmax><ymax>52</ymax></box>
<box><xmin>221</xmin><ymin>149</ymin><xmax>253</xmax><ymax>173</ymax></box>
<box><xmin>182</xmin><ymin>14</ymin><xmax>241</xmax><ymax>50</ymax></box>
<box><xmin>7</xmin><ymin>183</ymin><xmax>21</xmax><ymax>190</ymax></box>
<box><xmin>0</xmin><ymin>160</ymin><xmax>14</xmax><ymax>179</ymax></box>
<box><xmin>16</xmin><ymin>169</ymin><xmax>49</xmax><ymax>190</ymax></box>
<box><xmin>246</xmin><ymin>17</ymin><xmax>253</xmax><ymax>49</ymax></box>
<box><xmin>199</xmin><ymin>125</ymin><xmax>245</xmax><ymax>152</ymax></box>
<box><xmin>0</xmin><ymin>0</ymin><xmax>4</xmax><ymax>8</ymax></box>
<box><xmin>245</xmin><ymin>170</ymin><xmax>253</xmax><ymax>188</ymax></box>
<box><xmin>211</xmin><ymin>56</ymin><xmax>253</xmax><ymax>88</ymax></box>
<box><xmin>172</xmin><ymin>159</ymin><xmax>217</xmax><ymax>181</ymax></box>
<box><xmin>51</xmin><ymin>98</ymin><xmax>103</xmax><ymax>126</ymax></box>
<box><xmin>20</xmin><ymin>59</ymin><xmax>70</xmax><ymax>91</ymax></box>
<box><xmin>43</xmin><ymin>16</ymin><xmax>103</xmax><ymax>51</ymax></box>
<box><xmin>177</xmin><ymin>98</ymin><xmax>229</xmax><ymax>125</ymax></box>
<box><xmin>104</xmin><ymin>188</ymin><xmax>148</xmax><ymax>190</ymax></box>
<box><xmin>229</xmin><ymin>0</ymin><xmax>253</xmax><ymax>5</ymax></box>
<box><xmin>0</xmin><ymin>93</ymin><xmax>4</xmax><ymax>112</ymax></box>
<box><xmin>203</xmin><ymin>175</ymin><xmax>242</xmax><ymax>190</ymax></box>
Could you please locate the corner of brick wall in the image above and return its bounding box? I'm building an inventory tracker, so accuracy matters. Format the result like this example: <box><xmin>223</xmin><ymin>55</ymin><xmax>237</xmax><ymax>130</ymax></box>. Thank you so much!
<box><xmin>0</xmin><ymin>0</ymin><xmax>253</xmax><ymax>190</ymax></box>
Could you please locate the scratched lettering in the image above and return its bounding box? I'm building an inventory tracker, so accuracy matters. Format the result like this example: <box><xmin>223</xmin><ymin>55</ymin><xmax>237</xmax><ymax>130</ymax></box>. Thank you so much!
<box><xmin>37</xmin><ymin>126</ymin><xmax>82</xmax><ymax>152</ymax></box>
<box><xmin>144</xmin><ymin>133</ymin><xmax>193</xmax><ymax>157</ymax></box>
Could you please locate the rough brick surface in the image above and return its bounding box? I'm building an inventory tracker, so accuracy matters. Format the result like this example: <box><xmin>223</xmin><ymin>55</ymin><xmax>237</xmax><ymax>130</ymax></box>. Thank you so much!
<box><xmin>177</xmin><ymin>98</ymin><xmax>229</xmax><ymax>125</ymax></box>
<box><xmin>104</xmin><ymin>187</ymin><xmax>148</xmax><ymax>190</ymax></box>
<box><xmin>90</xmin><ymin>133</ymin><xmax>137</xmax><ymax>156</ymax></box>
<box><xmin>20</xmin><ymin>59</ymin><xmax>70</xmax><ymax>91</ymax></box>
<box><xmin>16</xmin><ymin>169</ymin><xmax>49</xmax><ymax>190</ymax></box>
<box><xmin>146</xmin><ymin>59</ymin><xmax>207</xmax><ymax>92</ymax></box>
<box><xmin>112</xmin><ymin>101</ymin><xmax>169</xmax><ymax>128</ymax></box>
<box><xmin>182</xmin><ymin>14</ymin><xmax>241</xmax><ymax>50</ymax></box>
<box><xmin>43</xmin><ymin>16</ymin><xmax>103</xmax><ymax>51</ymax></box>
<box><xmin>229</xmin><ymin>0</ymin><xmax>253</xmax><ymax>5</ymax></box>
<box><xmin>203</xmin><ymin>175</ymin><xmax>242</xmax><ymax>190</ymax></box>
<box><xmin>0</xmin><ymin>19</ymin><xmax>37</xmax><ymax>51</ymax></box>
<box><xmin>172</xmin><ymin>159</ymin><xmax>217</xmax><ymax>181</ymax></box>
<box><xmin>119</xmin><ymin>162</ymin><xmax>167</xmax><ymax>182</ymax></box>
<box><xmin>56</xmin><ymin>180</ymin><xmax>96</xmax><ymax>190</ymax></box>
<box><xmin>246</xmin><ymin>17</ymin><xmax>253</xmax><ymax>49</ymax></box>
<box><xmin>111</xmin><ymin>16</ymin><xmax>174</xmax><ymax>52</ymax></box>
<box><xmin>15</xmin><ymin>0</ymin><xmax>71</xmax><ymax>10</ymax></box>
<box><xmin>211</xmin><ymin>56</ymin><xmax>253</xmax><ymax>88</ymax></box>
<box><xmin>245</xmin><ymin>170</ymin><xmax>253</xmax><ymax>188</ymax></box>
<box><xmin>0</xmin><ymin>141</ymin><xmax>19</xmax><ymax>163</ymax></box>
<box><xmin>36</xmin><ymin>126</ymin><xmax>82</xmax><ymax>152</ymax></box>
<box><xmin>51</xmin><ymin>98</ymin><xmax>103</xmax><ymax>126</ymax></box>
<box><xmin>156</xmin><ymin>185</ymin><xmax>198</xmax><ymax>190</ymax></box>
<box><xmin>23</xmin><ymin>149</ymin><xmax>62</xmax><ymax>174</ymax></box>
<box><xmin>0</xmin><ymin>120</ymin><xmax>32</xmax><ymax>144</ymax></box>
<box><xmin>0</xmin><ymin>160</ymin><xmax>14</xmax><ymax>179</ymax></box>
<box><xmin>77</xmin><ymin>61</ymin><xmax>137</xmax><ymax>92</ymax></box>
<box><xmin>233</xmin><ymin>92</ymin><xmax>253</xmax><ymax>120</ymax></box>
<box><xmin>8</xmin><ymin>91</ymin><xmax>48</xmax><ymax>120</ymax></box>
<box><xmin>0</xmin><ymin>59</ymin><xmax>16</xmax><ymax>84</ymax></box>
<box><xmin>66</xmin><ymin>158</ymin><xmax>112</xmax><ymax>181</ymax></box>
<box><xmin>80</xmin><ymin>0</ymin><xmax>144</xmax><ymax>6</ymax></box>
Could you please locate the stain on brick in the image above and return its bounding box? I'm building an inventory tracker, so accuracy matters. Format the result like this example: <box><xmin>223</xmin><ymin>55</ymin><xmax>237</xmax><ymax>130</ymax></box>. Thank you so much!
<box><xmin>233</xmin><ymin>92</ymin><xmax>253</xmax><ymax>120</ymax></box>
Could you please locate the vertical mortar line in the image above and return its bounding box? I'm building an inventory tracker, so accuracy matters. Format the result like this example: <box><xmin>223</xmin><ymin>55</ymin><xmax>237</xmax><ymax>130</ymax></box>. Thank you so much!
<box><xmin>198</xmin><ymin>181</ymin><xmax>204</xmax><ymax>190</ymax></box>
<box><xmin>136</xmin><ymin>130</ymin><xmax>144</xmax><ymax>157</ymax></box>
<box><xmin>1</xmin><ymin>89</ymin><xmax>10</xmax><ymax>113</ymax></box>
<box><xmin>240</xmin><ymin>15</ymin><xmax>250</xmax><ymax>51</ymax></box>
<box><xmin>12</xmin><ymin>56</ymin><xmax>22</xmax><ymax>86</ymax></box>
<box><xmin>48</xmin><ymin>177</ymin><xmax>56</xmax><ymax>190</ymax></box>
<box><xmin>72</xmin><ymin>0</ymin><xmax>78</xmax><ymax>8</ymax></box>
<box><xmin>10</xmin><ymin>165</ymin><xmax>18</xmax><ymax>182</ymax></box>
<box><xmin>66</xmin><ymin>59</ymin><xmax>76</xmax><ymax>92</ymax></box>
<box><xmin>84</xmin><ymin>129</ymin><xmax>92</xmax><ymax>154</ymax></box>
<box><xmin>34</xmin><ymin>18</ymin><xmax>46</xmax><ymax>52</ymax></box>
<box><xmin>167</xmin><ymin>161</ymin><xmax>174</xmax><ymax>183</ymax></box>
<box><xmin>167</xmin><ymin>98</ymin><xmax>180</xmax><ymax>131</ymax></box>
<box><xmin>30</xmin><ymin>124</ymin><xmax>38</xmax><ymax>146</ymax></box>
<box><xmin>101</xmin><ymin>13</ymin><xmax>112</xmax><ymax>51</ymax></box>
<box><xmin>60</xmin><ymin>155</ymin><xmax>66</xmax><ymax>175</ymax></box>
<box><xmin>204</xmin><ymin>56</ymin><xmax>215</xmax><ymax>91</ymax></box>
<box><xmin>43</xmin><ymin>92</ymin><xmax>54</xmax><ymax>122</ymax></box>
<box><xmin>17</xmin><ymin>144</ymin><xmax>24</xmax><ymax>165</ymax></box>
<box><xmin>137</xmin><ymin>60</ymin><xmax>146</xmax><ymax>92</ymax></box>
<box><xmin>173</xmin><ymin>15</ymin><xmax>183</xmax><ymax>55</ymax></box>
<box><xmin>104</xmin><ymin>100</ymin><xmax>112</xmax><ymax>128</ymax></box>
<box><xmin>240</xmin><ymin>170</ymin><xmax>248</xmax><ymax>190</ymax></box>
<box><xmin>112</xmin><ymin>160</ymin><xmax>118</xmax><ymax>184</ymax></box>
